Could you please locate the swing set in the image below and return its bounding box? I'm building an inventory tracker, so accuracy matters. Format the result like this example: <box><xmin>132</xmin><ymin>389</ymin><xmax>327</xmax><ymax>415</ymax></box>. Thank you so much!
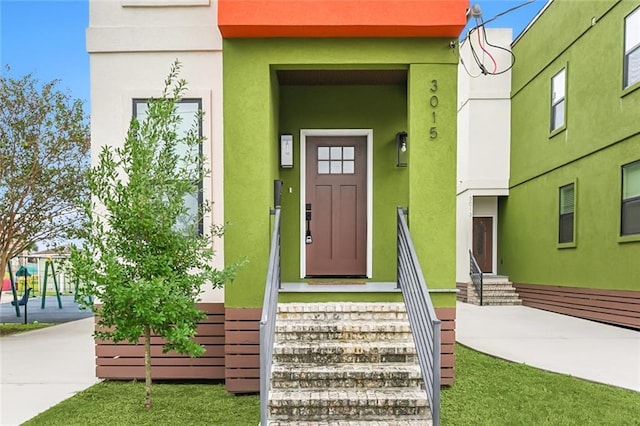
<box><xmin>5</xmin><ymin>256</ymin><xmax>79</xmax><ymax>322</ymax></box>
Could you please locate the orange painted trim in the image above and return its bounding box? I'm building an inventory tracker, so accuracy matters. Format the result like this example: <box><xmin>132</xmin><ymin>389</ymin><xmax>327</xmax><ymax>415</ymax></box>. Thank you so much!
<box><xmin>219</xmin><ymin>0</ymin><xmax>469</xmax><ymax>38</ymax></box>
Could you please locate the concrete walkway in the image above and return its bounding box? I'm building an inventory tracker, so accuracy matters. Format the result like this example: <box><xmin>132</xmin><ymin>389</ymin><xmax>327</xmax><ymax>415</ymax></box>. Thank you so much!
<box><xmin>456</xmin><ymin>302</ymin><xmax>640</xmax><ymax>392</ymax></box>
<box><xmin>0</xmin><ymin>317</ymin><xmax>99</xmax><ymax>425</ymax></box>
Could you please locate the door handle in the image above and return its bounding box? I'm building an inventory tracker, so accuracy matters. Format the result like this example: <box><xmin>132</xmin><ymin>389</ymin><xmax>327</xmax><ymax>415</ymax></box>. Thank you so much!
<box><xmin>305</xmin><ymin>203</ymin><xmax>313</xmax><ymax>244</ymax></box>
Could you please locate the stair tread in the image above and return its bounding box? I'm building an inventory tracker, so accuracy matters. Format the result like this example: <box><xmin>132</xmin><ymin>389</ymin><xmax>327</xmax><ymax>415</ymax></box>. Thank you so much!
<box><xmin>268</xmin><ymin>420</ymin><xmax>431</xmax><ymax>426</ymax></box>
<box><xmin>278</xmin><ymin>302</ymin><xmax>407</xmax><ymax>313</ymax></box>
<box><xmin>272</xmin><ymin>362</ymin><xmax>421</xmax><ymax>373</ymax></box>
<box><xmin>274</xmin><ymin>339</ymin><xmax>416</xmax><ymax>352</ymax></box>
<box><xmin>270</xmin><ymin>387</ymin><xmax>429</xmax><ymax>403</ymax></box>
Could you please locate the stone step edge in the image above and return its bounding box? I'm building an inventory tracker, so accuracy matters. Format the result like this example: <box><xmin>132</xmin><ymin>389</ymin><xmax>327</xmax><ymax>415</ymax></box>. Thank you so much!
<box><xmin>277</xmin><ymin>302</ymin><xmax>407</xmax><ymax>313</ymax></box>
<box><xmin>269</xmin><ymin>388</ymin><xmax>429</xmax><ymax>405</ymax></box>
<box><xmin>271</xmin><ymin>362</ymin><xmax>421</xmax><ymax>372</ymax></box>
<box><xmin>268</xmin><ymin>420</ymin><xmax>432</xmax><ymax>426</ymax></box>
<box><xmin>273</xmin><ymin>339</ymin><xmax>417</xmax><ymax>351</ymax></box>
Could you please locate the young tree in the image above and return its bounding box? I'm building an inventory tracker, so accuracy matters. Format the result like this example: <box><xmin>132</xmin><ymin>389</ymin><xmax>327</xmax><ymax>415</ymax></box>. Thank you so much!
<box><xmin>0</xmin><ymin>68</ymin><xmax>90</xmax><ymax>297</ymax></box>
<box><xmin>70</xmin><ymin>62</ymin><xmax>240</xmax><ymax>408</ymax></box>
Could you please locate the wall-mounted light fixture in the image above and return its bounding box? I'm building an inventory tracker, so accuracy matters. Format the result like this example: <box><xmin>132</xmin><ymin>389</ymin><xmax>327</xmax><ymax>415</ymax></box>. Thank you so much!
<box><xmin>396</xmin><ymin>131</ymin><xmax>408</xmax><ymax>167</ymax></box>
<box><xmin>280</xmin><ymin>134</ymin><xmax>293</xmax><ymax>168</ymax></box>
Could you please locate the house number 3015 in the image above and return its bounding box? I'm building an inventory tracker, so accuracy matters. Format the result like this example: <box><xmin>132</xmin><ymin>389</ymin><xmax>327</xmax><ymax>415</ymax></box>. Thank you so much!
<box><xmin>429</xmin><ymin>79</ymin><xmax>439</xmax><ymax>140</ymax></box>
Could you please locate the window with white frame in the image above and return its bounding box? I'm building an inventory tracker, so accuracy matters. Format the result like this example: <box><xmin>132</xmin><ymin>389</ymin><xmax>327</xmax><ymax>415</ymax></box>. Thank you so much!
<box><xmin>133</xmin><ymin>99</ymin><xmax>203</xmax><ymax>234</ymax></box>
<box><xmin>624</xmin><ymin>7</ymin><xmax>640</xmax><ymax>88</ymax></box>
<box><xmin>621</xmin><ymin>161</ymin><xmax>640</xmax><ymax>236</ymax></box>
<box><xmin>559</xmin><ymin>183</ymin><xmax>575</xmax><ymax>244</ymax></box>
<box><xmin>550</xmin><ymin>68</ymin><xmax>566</xmax><ymax>132</ymax></box>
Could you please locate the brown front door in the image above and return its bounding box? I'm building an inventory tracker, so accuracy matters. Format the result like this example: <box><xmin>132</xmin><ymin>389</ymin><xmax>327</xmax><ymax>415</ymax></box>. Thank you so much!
<box><xmin>473</xmin><ymin>217</ymin><xmax>493</xmax><ymax>273</ymax></box>
<box><xmin>306</xmin><ymin>136</ymin><xmax>367</xmax><ymax>277</ymax></box>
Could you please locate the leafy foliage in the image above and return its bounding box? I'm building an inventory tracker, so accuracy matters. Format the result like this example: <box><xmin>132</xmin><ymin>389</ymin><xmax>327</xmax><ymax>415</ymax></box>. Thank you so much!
<box><xmin>69</xmin><ymin>62</ymin><xmax>242</xmax><ymax>407</ymax></box>
<box><xmin>0</xmin><ymin>67</ymin><xmax>89</xmax><ymax>296</ymax></box>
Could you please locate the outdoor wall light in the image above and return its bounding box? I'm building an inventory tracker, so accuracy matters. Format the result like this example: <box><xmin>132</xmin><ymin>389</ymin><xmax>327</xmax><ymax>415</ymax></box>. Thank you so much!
<box><xmin>280</xmin><ymin>134</ymin><xmax>294</xmax><ymax>168</ymax></box>
<box><xmin>396</xmin><ymin>131</ymin><xmax>408</xmax><ymax>167</ymax></box>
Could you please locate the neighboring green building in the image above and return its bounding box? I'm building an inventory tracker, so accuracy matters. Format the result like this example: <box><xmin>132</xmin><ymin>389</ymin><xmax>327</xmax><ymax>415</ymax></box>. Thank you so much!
<box><xmin>500</xmin><ymin>0</ymin><xmax>640</xmax><ymax>329</ymax></box>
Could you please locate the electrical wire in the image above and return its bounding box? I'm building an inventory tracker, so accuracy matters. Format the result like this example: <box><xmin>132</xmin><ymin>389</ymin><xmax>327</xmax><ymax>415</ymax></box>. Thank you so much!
<box><xmin>458</xmin><ymin>0</ymin><xmax>536</xmax><ymax>76</ymax></box>
<box><xmin>477</xmin><ymin>23</ymin><xmax>498</xmax><ymax>74</ymax></box>
<box><xmin>479</xmin><ymin>18</ymin><xmax>516</xmax><ymax>75</ymax></box>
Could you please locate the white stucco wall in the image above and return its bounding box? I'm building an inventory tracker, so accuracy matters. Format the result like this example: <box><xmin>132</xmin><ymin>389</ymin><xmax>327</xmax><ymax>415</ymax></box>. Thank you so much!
<box><xmin>456</xmin><ymin>28</ymin><xmax>512</xmax><ymax>283</ymax></box>
<box><xmin>87</xmin><ymin>0</ymin><xmax>224</xmax><ymax>302</ymax></box>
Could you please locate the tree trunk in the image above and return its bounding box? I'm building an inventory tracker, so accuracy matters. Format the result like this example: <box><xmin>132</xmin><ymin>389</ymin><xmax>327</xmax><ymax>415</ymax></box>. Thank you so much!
<box><xmin>144</xmin><ymin>325</ymin><xmax>152</xmax><ymax>409</ymax></box>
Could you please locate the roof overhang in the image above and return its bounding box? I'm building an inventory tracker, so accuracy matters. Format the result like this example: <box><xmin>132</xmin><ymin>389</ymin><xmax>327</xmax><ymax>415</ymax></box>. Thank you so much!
<box><xmin>218</xmin><ymin>0</ymin><xmax>469</xmax><ymax>38</ymax></box>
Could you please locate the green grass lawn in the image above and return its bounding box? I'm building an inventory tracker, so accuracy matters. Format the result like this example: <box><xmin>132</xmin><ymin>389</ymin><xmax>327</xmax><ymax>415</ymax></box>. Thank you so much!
<box><xmin>442</xmin><ymin>345</ymin><xmax>640</xmax><ymax>425</ymax></box>
<box><xmin>23</xmin><ymin>344</ymin><xmax>640</xmax><ymax>425</ymax></box>
<box><xmin>0</xmin><ymin>323</ymin><xmax>54</xmax><ymax>337</ymax></box>
<box><xmin>23</xmin><ymin>381</ymin><xmax>259</xmax><ymax>426</ymax></box>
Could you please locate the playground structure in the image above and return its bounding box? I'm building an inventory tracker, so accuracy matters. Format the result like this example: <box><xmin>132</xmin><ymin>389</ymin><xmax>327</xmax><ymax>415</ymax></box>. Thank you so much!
<box><xmin>4</xmin><ymin>255</ymin><xmax>78</xmax><ymax>322</ymax></box>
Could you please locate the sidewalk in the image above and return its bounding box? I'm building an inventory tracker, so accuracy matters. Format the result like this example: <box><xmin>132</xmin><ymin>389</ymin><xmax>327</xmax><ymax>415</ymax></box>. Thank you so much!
<box><xmin>456</xmin><ymin>302</ymin><xmax>640</xmax><ymax>392</ymax></box>
<box><xmin>0</xmin><ymin>317</ymin><xmax>99</xmax><ymax>425</ymax></box>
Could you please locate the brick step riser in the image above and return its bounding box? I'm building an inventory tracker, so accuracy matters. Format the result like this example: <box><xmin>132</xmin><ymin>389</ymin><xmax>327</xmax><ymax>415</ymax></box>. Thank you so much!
<box><xmin>269</xmin><ymin>405</ymin><xmax>428</xmax><ymax>419</ymax></box>
<box><xmin>275</xmin><ymin>331</ymin><xmax>413</xmax><ymax>342</ymax></box>
<box><xmin>274</xmin><ymin>353</ymin><xmax>418</xmax><ymax>364</ymax></box>
<box><xmin>271</xmin><ymin>377</ymin><xmax>424</xmax><ymax>389</ymax></box>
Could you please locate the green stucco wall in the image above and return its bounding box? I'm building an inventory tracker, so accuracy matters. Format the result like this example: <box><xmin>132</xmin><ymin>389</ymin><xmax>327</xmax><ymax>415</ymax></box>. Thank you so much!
<box><xmin>223</xmin><ymin>38</ymin><xmax>458</xmax><ymax>308</ymax></box>
<box><xmin>500</xmin><ymin>0</ymin><xmax>640</xmax><ymax>290</ymax></box>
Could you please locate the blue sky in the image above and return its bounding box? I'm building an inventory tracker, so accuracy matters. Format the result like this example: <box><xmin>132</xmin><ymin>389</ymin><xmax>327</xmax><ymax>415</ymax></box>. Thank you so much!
<box><xmin>0</xmin><ymin>0</ymin><xmax>547</xmax><ymax>111</ymax></box>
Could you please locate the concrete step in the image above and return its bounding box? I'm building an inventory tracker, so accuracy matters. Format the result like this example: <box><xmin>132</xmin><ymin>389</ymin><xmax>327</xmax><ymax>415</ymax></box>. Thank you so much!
<box><xmin>275</xmin><ymin>319</ymin><xmax>413</xmax><ymax>342</ymax></box>
<box><xmin>482</xmin><ymin>275</ymin><xmax>511</xmax><ymax>284</ymax></box>
<box><xmin>269</xmin><ymin>422</ymin><xmax>433</xmax><ymax>426</ymax></box>
<box><xmin>268</xmin><ymin>420</ymin><xmax>431</xmax><ymax>426</ymax></box>
<box><xmin>268</xmin><ymin>388</ymin><xmax>430</xmax><ymax>421</ymax></box>
<box><xmin>273</xmin><ymin>339</ymin><xmax>417</xmax><ymax>365</ymax></box>
<box><xmin>277</xmin><ymin>302</ymin><xmax>408</xmax><ymax>321</ymax></box>
<box><xmin>271</xmin><ymin>363</ymin><xmax>423</xmax><ymax>389</ymax></box>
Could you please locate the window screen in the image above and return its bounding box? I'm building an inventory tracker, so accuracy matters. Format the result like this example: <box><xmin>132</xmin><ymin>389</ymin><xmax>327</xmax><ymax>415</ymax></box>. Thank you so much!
<box><xmin>622</xmin><ymin>161</ymin><xmax>640</xmax><ymax>236</ymax></box>
<box><xmin>559</xmin><ymin>183</ymin><xmax>574</xmax><ymax>243</ymax></box>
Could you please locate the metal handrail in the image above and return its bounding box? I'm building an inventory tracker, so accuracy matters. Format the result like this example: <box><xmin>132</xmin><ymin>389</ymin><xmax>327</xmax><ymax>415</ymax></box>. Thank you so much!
<box><xmin>259</xmin><ymin>207</ymin><xmax>281</xmax><ymax>426</ymax></box>
<box><xmin>469</xmin><ymin>250</ymin><xmax>484</xmax><ymax>306</ymax></box>
<box><xmin>396</xmin><ymin>207</ymin><xmax>441</xmax><ymax>426</ymax></box>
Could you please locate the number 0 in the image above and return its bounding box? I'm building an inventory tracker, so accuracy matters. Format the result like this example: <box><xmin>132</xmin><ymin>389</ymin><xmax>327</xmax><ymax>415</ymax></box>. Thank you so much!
<box><xmin>430</xmin><ymin>95</ymin><xmax>439</xmax><ymax>108</ymax></box>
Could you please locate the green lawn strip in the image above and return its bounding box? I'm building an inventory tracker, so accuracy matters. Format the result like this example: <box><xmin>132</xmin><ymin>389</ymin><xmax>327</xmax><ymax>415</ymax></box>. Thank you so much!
<box><xmin>0</xmin><ymin>323</ymin><xmax>54</xmax><ymax>337</ymax></box>
<box><xmin>24</xmin><ymin>381</ymin><xmax>259</xmax><ymax>426</ymax></box>
<box><xmin>442</xmin><ymin>344</ymin><xmax>640</xmax><ymax>425</ymax></box>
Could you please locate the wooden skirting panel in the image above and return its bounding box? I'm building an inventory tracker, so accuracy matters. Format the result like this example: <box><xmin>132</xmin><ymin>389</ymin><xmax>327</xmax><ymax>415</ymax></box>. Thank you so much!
<box><xmin>436</xmin><ymin>307</ymin><xmax>456</xmax><ymax>386</ymax></box>
<box><xmin>225</xmin><ymin>308</ymin><xmax>262</xmax><ymax>393</ymax></box>
<box><xmin>456</xmin><ymin>282</ymin><xmax>468</xmax><ymax>302</ymax></box>
<box><xmin>513</xmin><ymin>283</ymin><xmax>640</xmax><ymax>330</ymax></box>
<box><xmin>95</xmin><ymin>303</ymin><xmax>226</xmax><ymax>380</ymax></box>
